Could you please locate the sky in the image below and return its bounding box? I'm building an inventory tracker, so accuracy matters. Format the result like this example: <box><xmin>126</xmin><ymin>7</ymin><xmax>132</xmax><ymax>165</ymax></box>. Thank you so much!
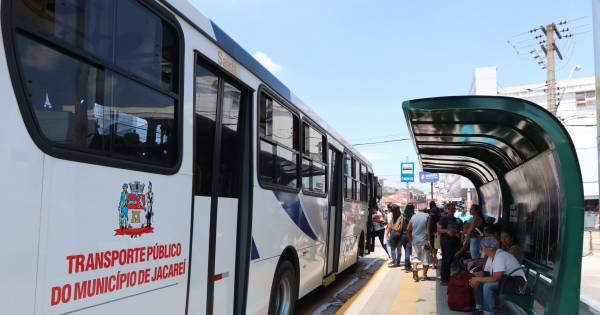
<box><xmin>190</xmin><ymin>0</ymin><xmax>595</xmax><ymax>189</ymax></box>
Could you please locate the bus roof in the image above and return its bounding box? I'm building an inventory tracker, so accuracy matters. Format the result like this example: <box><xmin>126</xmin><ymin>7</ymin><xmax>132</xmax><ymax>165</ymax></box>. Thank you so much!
<box><xmin>158</xmin><ymin>0</ymin><xmax>371</xmax><ymax>167</ymax></box>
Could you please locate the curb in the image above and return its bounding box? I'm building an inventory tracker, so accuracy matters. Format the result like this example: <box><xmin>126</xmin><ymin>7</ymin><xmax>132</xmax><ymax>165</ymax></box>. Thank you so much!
<box><xmin>580</xmin><ymin>295</ymin><xmax>600</xmax><ymax>315</ymax></box>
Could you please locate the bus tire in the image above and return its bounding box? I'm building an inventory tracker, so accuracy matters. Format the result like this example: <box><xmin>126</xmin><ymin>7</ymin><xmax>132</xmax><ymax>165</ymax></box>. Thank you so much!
<box><xmin>268</xmin><ymin>260</ymin><xmax>298</xmax><ymax>315</ymax></box>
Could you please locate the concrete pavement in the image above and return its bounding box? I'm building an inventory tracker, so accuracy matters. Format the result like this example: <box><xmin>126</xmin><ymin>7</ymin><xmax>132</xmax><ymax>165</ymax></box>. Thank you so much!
<box><xmin>581</xmin><ymin>232</ymin><xmax>600</xmax><ymax>314</ymax></box>
<box><xmin>335</xmin><ymin>242</ymin><xmax>495</xmax><ymax>315</ymax></box>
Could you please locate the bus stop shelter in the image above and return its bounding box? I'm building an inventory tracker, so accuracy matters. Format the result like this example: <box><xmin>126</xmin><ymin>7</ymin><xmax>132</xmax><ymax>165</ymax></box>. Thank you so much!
<box><xmin>402</xmin><ymin>96</ymin><xmax>584</xmax><ymax>314</ymax></box>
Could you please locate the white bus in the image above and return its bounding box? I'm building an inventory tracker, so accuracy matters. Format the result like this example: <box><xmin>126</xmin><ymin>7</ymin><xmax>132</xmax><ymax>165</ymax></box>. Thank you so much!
<box><xmin>0</xmin><ymin>0</ymin><xmax>380</xmax><ymax>314</ymax></box>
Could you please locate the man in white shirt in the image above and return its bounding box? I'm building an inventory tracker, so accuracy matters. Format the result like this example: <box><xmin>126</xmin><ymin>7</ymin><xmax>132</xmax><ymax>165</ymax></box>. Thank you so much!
<box><xmin>468</xmin><ymin>237</ymin><xmax>526</xmax><ymax>315</ymax></box>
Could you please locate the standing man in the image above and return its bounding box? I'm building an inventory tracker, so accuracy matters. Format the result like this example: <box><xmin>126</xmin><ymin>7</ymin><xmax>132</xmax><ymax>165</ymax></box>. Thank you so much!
<box><xmin>438</xmin><ymin>203</ymin><xmax>461</xmax><ymax>285</ymax></box>
<box><xmin>407</xmin><ymin>207</ymin><xmax>432</xmax><ymax>282</ymax></box>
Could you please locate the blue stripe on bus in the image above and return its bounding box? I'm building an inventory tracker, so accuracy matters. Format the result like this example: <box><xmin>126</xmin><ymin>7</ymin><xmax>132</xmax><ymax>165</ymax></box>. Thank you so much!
<box><xmin>273</xmin><ymin>191</ymin><xmax>319</xmax><ymax>241</ymax></box>
<box><xmin>210</xmin><ymin>21</ymin><xmax>292</xmax><ymax>101</ymax></box>
<box><xmin>251</xmin><ymin>238</ymin><xmax>260</xmax><ymax>260</ymax></box>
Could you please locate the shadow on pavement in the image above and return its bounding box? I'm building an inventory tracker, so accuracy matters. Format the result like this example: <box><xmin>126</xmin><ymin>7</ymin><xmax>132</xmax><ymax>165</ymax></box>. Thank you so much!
<box><xmin>296</xmin><ymin>256</ymin><xmax>384</xmax><ymax>315</ymax></box>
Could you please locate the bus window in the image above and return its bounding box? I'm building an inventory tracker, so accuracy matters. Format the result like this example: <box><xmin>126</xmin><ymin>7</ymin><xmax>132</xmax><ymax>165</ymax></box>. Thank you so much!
<box><xmin>259</xmin><ymin>93</ymin><xmax>299</xmax><ymax>190</ymax></box>
<box><xmin>360</xmin><ymin>165</ymin><xmax>368</xmax><ymax>202</ymax></box>
<box><xmin>194</xmin><ymin>65</ymin><xmax>219</xmax><ymax>196</ymax></box>
<box><xmin>344</xmin><ymin>154</ymin><xmax>352</xmax><ymax>200</ymax></box>
<box><xmin>301</xmin><ymin>122</ymin><xmax>327</xmax><ymax>194</ymax></box>
<box><xmin>219</xmin><ymin>82</ymin><xmax>242</xmax><ymax>197</ymax></box>
<box><xmin>352</xmin><ymin>158</ymin><xmax>359</xmax><ymax>200</ymax></box>
<box><xmin>11</xmin><ymin>0</ymin><xmax>180</xmax><ymax>169</ymax></box>
<box><xmin>15</xmin><ymin>0</ymin><xmax>178</xmax><ymax>91</ymax></box>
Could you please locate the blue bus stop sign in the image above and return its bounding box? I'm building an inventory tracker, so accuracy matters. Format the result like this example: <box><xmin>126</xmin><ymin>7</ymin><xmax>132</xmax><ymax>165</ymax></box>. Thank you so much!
<box><xmin>401</xmin><ymin>162</ymin><xmax>414</xmax><ymax>182</ymax></box>
<box><xmin>419</xmin><ymin>171</ymin><xmax>439</xmax><ymax>183</ymax></box>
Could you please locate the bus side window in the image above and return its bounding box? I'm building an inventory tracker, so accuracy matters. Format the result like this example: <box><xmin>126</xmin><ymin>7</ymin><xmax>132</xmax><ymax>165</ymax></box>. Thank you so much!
<box><xmin>360</xmin><ymin>164</ymin><xmax>368</xmax><ymax>202</ymax></box>
<box><xmin>258</xmin><ymin>92</ymin><xmax>299</xmax><ymax>190</ymax></box>
<box><xmin>344</xmin><ymin>155</ymin><xmax>352</xmax><ymax>200</ymax></box>
<box><xmin>11</xmin><ymin>0</ymin><xmax>181</xmax><ymax>169</ymax></box>
<box><xmin>193</xmin><ymin>63</ymin><xmax>243</xmax><ymax>198</ymax></box>
<box><xmin>301</xmin><ymin>123</ymin><xmax>327</xmax><ymax>194</ymax></box>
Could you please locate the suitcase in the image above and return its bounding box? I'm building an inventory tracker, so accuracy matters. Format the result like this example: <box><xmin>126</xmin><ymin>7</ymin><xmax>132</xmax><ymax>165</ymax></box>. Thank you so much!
<box><xmin>447</xmin><ymin>272</ymin><xmax>476</xmax><ymax>311</ymax></box>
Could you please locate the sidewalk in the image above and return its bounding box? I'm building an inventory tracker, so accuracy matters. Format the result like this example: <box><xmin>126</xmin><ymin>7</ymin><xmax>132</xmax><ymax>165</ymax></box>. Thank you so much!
<box><xmin>581</xmin><ymin>247</ymin><xmax>600</xmax><ymax>314</ymax></box>
<box><xmin>331</xmin><ymin>233</ymin><xmax>600</xmax><ymax>315</ymax></box>
<box><xmin>337</xmin><ymin>243</ymin><xmax>513</xmax><ymax>315</ymax></box>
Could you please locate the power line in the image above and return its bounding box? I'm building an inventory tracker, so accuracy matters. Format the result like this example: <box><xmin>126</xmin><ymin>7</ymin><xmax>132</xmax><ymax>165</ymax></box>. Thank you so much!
<box><xmin>351</xmin><ymin>138</ymin><xmax>411</xmax><ymax>146</ymax></box>
<box><xmin>507</xmin><ymin>19</ymin><xmax>590</xmax><ymax>115</ymax></box>
<box><xmin>348</xmin><ymin>132</ymin><xmax>408</xmax><ymax>142</ymax></box>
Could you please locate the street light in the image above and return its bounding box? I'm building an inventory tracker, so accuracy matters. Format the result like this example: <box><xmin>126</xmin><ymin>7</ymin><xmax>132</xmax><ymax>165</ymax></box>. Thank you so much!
<box><xmin>556</xmin><ymin>64</ymin><xmax>582</xmax><ymax>110</ymax></box>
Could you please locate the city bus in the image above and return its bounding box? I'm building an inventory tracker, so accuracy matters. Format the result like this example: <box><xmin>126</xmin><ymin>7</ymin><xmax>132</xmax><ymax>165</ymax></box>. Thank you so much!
<box><xmin>0</xmin><ymin>0</ymin><xmax>379</xmax><ymax>314</ymax></box>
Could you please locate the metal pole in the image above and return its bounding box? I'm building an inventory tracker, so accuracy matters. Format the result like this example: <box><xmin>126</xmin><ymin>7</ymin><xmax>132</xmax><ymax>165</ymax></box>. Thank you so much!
<box><xmin>431</xmin><ymin>182</ymin><xmax>434</xmax><ymax>202</ymax></box>
<box><xmin>405</xmin><ymin>156</ymin><xmax>409</xmax><ymax>205</ymax></box>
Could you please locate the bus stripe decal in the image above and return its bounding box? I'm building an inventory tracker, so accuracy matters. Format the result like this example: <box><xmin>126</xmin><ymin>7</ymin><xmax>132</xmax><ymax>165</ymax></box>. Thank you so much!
<box><xmin>274</xmin><ymin>191</ymin><xmax>319</xmax><ymax>241</ymax></box>
<box><xmin>251</xmin><ymin>238</ymin><xmax>260</xmax><ymax>260</ymax></box>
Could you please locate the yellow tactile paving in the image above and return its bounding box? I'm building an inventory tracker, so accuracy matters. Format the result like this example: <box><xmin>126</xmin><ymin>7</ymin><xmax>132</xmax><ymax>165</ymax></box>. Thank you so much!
<box><xmin>335</xmin><ymin>261</ymin><xmax>389</xmax><ymax>314</ymax></box>
<box><xmin>386</xmin><ymin>269</ymin><xmax>420</xmax><ymax>315</ymax></box>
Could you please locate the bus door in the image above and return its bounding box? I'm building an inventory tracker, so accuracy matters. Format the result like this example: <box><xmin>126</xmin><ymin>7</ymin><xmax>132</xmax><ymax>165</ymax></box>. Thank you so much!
<box><xmin>324</xmin><ymin>147</ymin><xmax>343</xmax><ymax>280</ymax></box>
<box><xmin>367</xmin><ymin>172</ymin><xmax>375</xmax><ymax>253</ymax></box>
<box><xmin>189</xmin><ymin>56</ymin><xmax>250</xmax><ymax>315</ymax></box>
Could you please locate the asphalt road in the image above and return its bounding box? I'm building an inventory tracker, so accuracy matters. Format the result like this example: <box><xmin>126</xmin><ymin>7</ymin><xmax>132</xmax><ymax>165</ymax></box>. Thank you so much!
<box><xmin>295</xmin><ymin>247</ymin><xmax>387</xmax><ymax>315</ymax></box>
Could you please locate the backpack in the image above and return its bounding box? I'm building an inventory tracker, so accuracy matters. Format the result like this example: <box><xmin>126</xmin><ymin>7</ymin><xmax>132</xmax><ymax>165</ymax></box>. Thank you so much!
<box><xmin>389</xmin><ymin>215</ymin><xmax>403</xmax><ymax>244</ymax></box>
<box><xmin>447</xmin><ymin>272</ymin><xmax>475</xmax><ymax>311</ymax></box>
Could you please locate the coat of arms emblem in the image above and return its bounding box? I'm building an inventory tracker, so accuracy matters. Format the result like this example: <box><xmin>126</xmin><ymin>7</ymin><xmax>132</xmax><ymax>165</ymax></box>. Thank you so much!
<box><xmin>115</xmin><ymin>181</ymin><xmax>155</xmax><ymax>237</ymax></box>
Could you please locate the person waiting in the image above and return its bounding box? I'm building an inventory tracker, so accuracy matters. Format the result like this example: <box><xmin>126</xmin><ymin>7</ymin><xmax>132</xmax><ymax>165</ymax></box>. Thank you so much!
<box><xmin>386</xmin><ymin>204</ymin><xmax>403</xmax><ymax>267</ymax></box>
<box><xmin>407</xmin><ymin>207</ymin><xmax>432</xmax><ymax>281</ymax></box>
<box><xmin>468</xmin><ymin>237</ymin><xmax>526</xmax><ymax>315</ymax></box>
<box><xmin>500</xmin><ymin>228</ymin><xmax>524</xmax><ymax>263</ymax></box>
<box><xmin>463</xmin><ymin>204</ymin><xmax>486</xmax><ymax>260</ymax></box>
<box><xmin>437</xmin><ymin>203</ymin><xmax>461</xmax><ymax>285</ymax></box>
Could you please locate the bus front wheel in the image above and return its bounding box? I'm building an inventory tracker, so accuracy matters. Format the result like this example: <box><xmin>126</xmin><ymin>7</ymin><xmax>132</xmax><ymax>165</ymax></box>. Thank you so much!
<box><xmin>268</xmin><ymin>260</ymin><xmax>298</xmax><ymax>315</ymax></box>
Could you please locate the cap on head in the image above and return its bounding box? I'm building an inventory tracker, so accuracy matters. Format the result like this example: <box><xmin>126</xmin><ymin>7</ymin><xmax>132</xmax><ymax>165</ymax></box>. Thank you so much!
<box><xmin>122</xmin><ymin>184</ymin><xmax>128</xmax><ymax>189</ymax></box>
<box><xmin>480</xmin><ymin>236</ymin><xmax>499</xmax><ymax>251</ymax></box>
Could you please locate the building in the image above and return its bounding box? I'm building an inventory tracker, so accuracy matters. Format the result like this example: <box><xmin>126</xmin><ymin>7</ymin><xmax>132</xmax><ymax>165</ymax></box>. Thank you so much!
<box><xmin>470</xmin><ymin>67</ymin><xmax>598</xmax><ymax>209</ymax></box>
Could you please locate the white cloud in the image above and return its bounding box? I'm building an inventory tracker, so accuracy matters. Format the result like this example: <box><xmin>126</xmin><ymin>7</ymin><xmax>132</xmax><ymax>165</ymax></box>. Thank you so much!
<box><xmin>361</xmin><ymin>151</ymin><xmax>391</xmax><ymax>162</ymax></box>
<box><xmin>253</xmin><ymin>51</ymin><xmax>282</xmax><ymax>74</ymax></box>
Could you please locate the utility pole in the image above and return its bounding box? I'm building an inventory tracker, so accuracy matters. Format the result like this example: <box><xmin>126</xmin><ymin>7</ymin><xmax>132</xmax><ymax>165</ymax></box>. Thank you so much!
<box><xmin>540</xmin><ymin>23</ymin><xmax>564</xmax><ymax>115</ymax></box>
<box><xmin>509</xmin><ymin>18</ymin><xmax>589</xmax><ymax>115</ymax></box>
<box><xmin>430</xmin><ymin>182</ymin><xmax>434</xmax><ymax>202</ymax></box>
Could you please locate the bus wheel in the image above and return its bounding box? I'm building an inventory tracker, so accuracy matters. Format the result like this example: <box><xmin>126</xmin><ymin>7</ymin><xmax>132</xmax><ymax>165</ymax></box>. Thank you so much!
<box><xmin>268</xmin><ymin>260</ymin><xmax>298</xmax><ymax>315</ymax></box>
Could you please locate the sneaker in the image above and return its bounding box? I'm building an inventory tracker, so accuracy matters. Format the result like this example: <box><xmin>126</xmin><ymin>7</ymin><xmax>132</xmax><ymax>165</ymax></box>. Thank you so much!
<box><xmin>412</xmin><ymin>270</ymin><xmax>419</xmax><ymax>282</ymax></box>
